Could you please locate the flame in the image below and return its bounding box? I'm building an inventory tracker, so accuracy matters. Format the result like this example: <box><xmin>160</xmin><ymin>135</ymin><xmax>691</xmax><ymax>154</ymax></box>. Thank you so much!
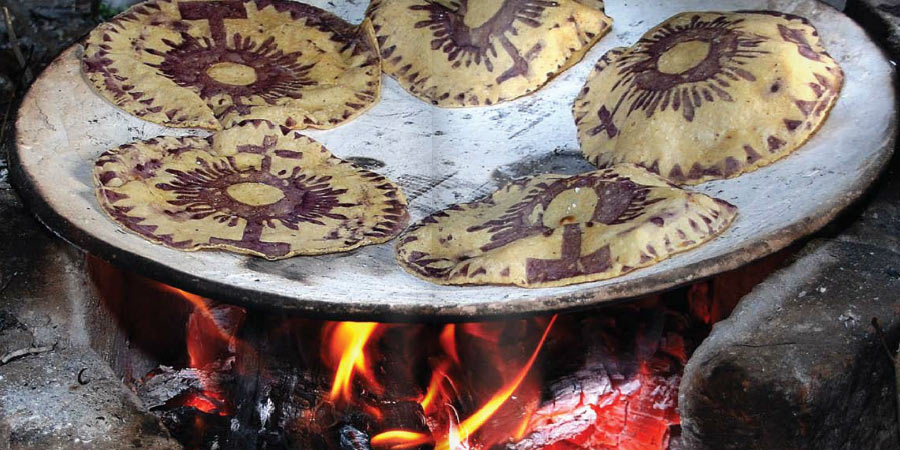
<box><xmin>327</xmin><ymin>322</ymin><xmax>383</xmax><ymax>403</ymax></box>
<box><xmin>420</xmin><ymin>360</ymin><xmax>451</xmax><ymax>413</ymax></box>
<box><xmin>440</xmin><ymin>324</ymin><xmax>460</xmax><ymax>364</ymax></box>
<box><xmin>514</xmin><ymin>408</ymin><xmax>535</xmax><ymax>441</ymax></box>
<box><xmin>156</xmin><ymin>285</ymin><xmax>243</xmax><ymax>416</ymax></box>
<box><xmin>435</xmin><ymin>315</ymin><xmax>557</xmax><ymax>450</ymax></box>
<box><xmin>370</xmin><ymin>430</ymin><xmax>432</xmax><ymax>449</ymax></box>
<box><xmin>158</xmin><ymin>285</ymin><xmax>240</xmax><ymax>369</ymax></box>
<box><xmin>90</xmin><ymin>259</ymin><xmax>694</xmax><ymax>449</ymax></box>
<box><xmin>447</xmin><ymin>407</ymin><xmax>471</xmax><ymax>450</ymax></box>
<box><xmin>158</xmin><ymin>286</ymin><xmax>233</xmax><ymax>339</ymax></box>
<box><xmin>460</xmin><ymin>322</ymin><xmax>503</xmax><ymax>344</ymax></box>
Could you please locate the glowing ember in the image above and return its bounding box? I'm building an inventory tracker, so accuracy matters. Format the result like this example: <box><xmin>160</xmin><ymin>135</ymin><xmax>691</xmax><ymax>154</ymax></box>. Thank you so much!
<box><xmin>181</xmin><ymin>392</ymin><xmax>230</xmax><ymax>416</ymax></box>
<box><xmin>90</xmin><ymin>250</ymin><xmax>732</xmax><ymax>450</ymax></box>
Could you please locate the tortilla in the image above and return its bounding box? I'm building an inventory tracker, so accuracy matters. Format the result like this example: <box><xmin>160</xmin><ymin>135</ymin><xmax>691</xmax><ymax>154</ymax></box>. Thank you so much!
<box><xmin>94</xmin><ymin>120</ymin><xmax>408</xmax><ymax>259</ymax></box>
<box><xmin>574</xmin><ymin>11</ymin><xmax>843</xmax><ymax>184</ymax></box>
<box><xmin>396</xmin><ymin>164</ymin><xmax>737</xmax><ymax>287</ymax></box>
<box><xmin>83</xmin><ymin>0</ymin><xmax>381</xmax><ymax>130</ymax></box>
<box><xmin>367</xmin><ymin>0</ymin><xmax>612</xmax><ymax>107</ymax></box>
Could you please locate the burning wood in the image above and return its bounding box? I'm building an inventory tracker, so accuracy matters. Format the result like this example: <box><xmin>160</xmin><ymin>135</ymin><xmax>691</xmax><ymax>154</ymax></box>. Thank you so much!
<box><xmin>124</xmin><ymin>283</ymin><xmax>712</xmax><ymax>450</ymax></box>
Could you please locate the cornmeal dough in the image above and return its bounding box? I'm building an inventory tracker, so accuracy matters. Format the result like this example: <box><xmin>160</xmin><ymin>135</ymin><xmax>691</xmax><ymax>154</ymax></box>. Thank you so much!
<box><xmin>575</xmin><ymin>11</ymin><xmax>843</xmax><ymax>184</ymax></box>
<box><xmin>396</xmin><ymin>164</ymin><xmax>737</xmax><ymax>287</ymax></box>
<box><xmin>367</xmin><ymin>0</ymin><xmax>612</xmax><ymax>107</ymax></box>
<box><xmin>83</xmin><ymin>0</ymin><xmax>381</xmax><ymax>130</ymax></box>
<box><xmin>94</xmin><ymin>121</ymin><xmax>408</xmax><ymax>259</ymax></box>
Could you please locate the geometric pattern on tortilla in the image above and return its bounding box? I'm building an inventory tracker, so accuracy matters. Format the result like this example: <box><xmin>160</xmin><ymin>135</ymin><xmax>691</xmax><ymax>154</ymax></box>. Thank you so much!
<box><xmin>83</xmin><ymin>0</ymin><xmax>381</xmax><ymax>131</ymax></box>
<box><xmin>395</xmin><ymin>164</ymin><xmax>737</xmax><ymax>288</ymax></box>
<box><xmin>574</xmin><ymin>11</ymin><xmax>844</xmax><ymax>185</ymax></box>
<box><xmin>93</xmin><ymin>120</ymin><xmax>409</xmax><ymax>260</ymax></box>
<box><xmin>366</xmin><ymin>0</ymin><xmax>612</xmax><ymax>107</ymax></box>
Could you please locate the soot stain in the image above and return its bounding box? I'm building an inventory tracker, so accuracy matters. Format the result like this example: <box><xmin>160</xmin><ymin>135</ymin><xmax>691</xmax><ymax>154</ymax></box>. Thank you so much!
<box><xmin>345</xmin><ymin>157</ymin><xmax>386</xmax><ymax>170</ymax></box>
<box><xmin>492</xmin><ymin>149</ymin><xmax>595</xmax><ymax>187</ymax></box>
<box><xmin>244</xmin><ymin>257</ymin><xmax>311</xmax><ymax>284</ymax></box>
<box><xmin>244</xmin><ymin>246</ymin><xmax>393</xmax><ymax>284</ymax></box>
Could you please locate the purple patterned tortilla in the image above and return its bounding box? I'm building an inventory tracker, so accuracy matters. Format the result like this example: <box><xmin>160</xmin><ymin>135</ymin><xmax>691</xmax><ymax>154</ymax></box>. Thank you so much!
<box><xmin>396</xmin><ymin>164</ymin><xmax>738</xmax><ymax>288</ymax></box>
<box><xmin>366</xmin><ymin>0</ymin><xmax>612</xmax><ymax>107</ymax></box>
<box><xmin>83</xmin><ymin>0</ymin><xmax>381</xmax><ymax>130</ymax></box>
<box><xmin>574</xmin><ymin>11</ymin><xmax>844</xmax><ymax>185</ymax></box>
<box><xmin>93</xmin><ymin>121</ymin><xmax>409</xmax><ymax>259</ymax></box>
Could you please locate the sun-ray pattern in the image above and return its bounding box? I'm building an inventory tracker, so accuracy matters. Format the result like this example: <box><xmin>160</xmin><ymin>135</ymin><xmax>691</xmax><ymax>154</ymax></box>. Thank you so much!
<box><xmin>82</xmin><ymin>0</ymin><xmax>381</xmax><ymax>130</ymax></box>
<box><xmin>93</xmin><ymin>121</ymin><xmax>409</xmax><ymax>260</ymax></box>
<box><xmin>367</xmin><ymin>0</ymin><xmax>611</xmax><ymax>106</ymax></box>
<box><xmin>574</xmin><ymin>11</ymin><xmax>844</xmax><ymax>185</ymax></box>
<box><xmin>604</xmin><ymin>15</ymin><xmax>769</xmax><ymax>123</ymax></box>
<box><xmin>396</xmin><ymin>165</ymin><xmax>737</xmax><ymax>287</ymax></box>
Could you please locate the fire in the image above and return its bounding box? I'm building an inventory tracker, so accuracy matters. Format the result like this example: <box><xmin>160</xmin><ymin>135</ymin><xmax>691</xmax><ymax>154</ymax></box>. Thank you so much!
<box><xmin>181</xmin><ymin>391</ymin><xmax>229</xmax><ymax>416</ymax></box>
<box><xmin>154</xmin><ymin>284</ymin><xmax>245</xmax><ymax>418</ymax></box>
<box><xmin>514</xmin><ymin>409</ymin><xmax>535</xmax><ymax>441</ymax></box>
<box><xmin>420</xmin><ymin>360</ymin><xmax>451</xmax><ymax>413</ymax></box>
<box><xmin>447</xmin><ymin>408</ymin><xmax>471</xmax><ymax>450</ymax></box>
<box><xmin>370</xmin><ymin>430</ymin><xmax>432</xmax><ymax>449</ymax></box>
<box><xmin>370</xmin><ymin>316</ymin><xmax>558</xmax><ymax>450</ymax></box>
<box><xmin>89</xmin><ymin>257</ymin><xmax>710</xmax><ymax>450</ymax></box>
<box><xmin>326</xmin><ymin>322</ymin><xmax>383</xmax><ymax>404</ymax></box>
<box><xmin>440</xmin><ymin>324</ymin><xmax>460</xmax><ymax>364</ymax></box>
<box><xmin>157</xmin><ymin>285</ymin><xmax>243</xmax><ymax>369</ymax></box>
<box><xmin>435</xmin><ymin>315</ymin><xmax>557</xmax><ymax>450</ymax></box>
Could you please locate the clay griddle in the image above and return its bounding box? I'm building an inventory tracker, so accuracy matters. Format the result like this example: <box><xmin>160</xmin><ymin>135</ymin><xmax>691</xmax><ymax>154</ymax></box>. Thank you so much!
<box><xmin>12</xmin><ymin>0</ymin><xmax>896</xmax><ymax>321</ymax></box>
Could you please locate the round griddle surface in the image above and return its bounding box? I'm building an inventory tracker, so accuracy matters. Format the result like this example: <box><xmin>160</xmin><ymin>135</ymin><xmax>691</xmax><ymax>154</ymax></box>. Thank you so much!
<box><xmin>13</xmin><ymin>0</ymin><xmax>896</xmax><ymax>321</ymax></box>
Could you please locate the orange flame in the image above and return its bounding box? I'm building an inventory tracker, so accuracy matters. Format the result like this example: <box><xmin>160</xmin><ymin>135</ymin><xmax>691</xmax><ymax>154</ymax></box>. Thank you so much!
<box><xmin>514</xmin><ymin>408</ymin><xmax>535</xmax><ymax>441</ymax></box>
<box><xmin>370</xmin><ymin>430</ymin><xmax>432</xmax><ymax>449</ymax></box>
<box><xmin>327</xmin><ymin>322</ymin><xmax>383</xmax><ymax>403</ymax></box>
<box><xmin>158</xmin><ymin>285</ymin><xmax>239</xmax><ymax>369</ymax></box>
<box><xmin>460</xmin><ymin>322</ymin><xmax>503</xmax><ymax>344</ymax></box>
<box><xmin>421</xmin><ymin>360</ymin><xmax>457</xmax><ymax>414</ymax></box>
<box><xmin>440</xmin><ymin>324</ymin><xmax>460</xmax><ymax>364</ymax></box>
<box><xmin>435</xmin><ymin>315</ymin><xmax>557</xmax><ymax>450</ymax></box>
<box><xmin>156</xmin><ymin>285</ymin><xmax>244</xmax><ymax>416</ymax></box>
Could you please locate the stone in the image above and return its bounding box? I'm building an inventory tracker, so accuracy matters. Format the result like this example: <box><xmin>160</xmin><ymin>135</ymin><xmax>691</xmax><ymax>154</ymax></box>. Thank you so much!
<box><xmin>847</xmin><ymin>0</ymin><xmax>900</xmax><ymax>55</ymax></box>
<box><xmin>680</xmin><ymin>239</ymin><xmax>900</xmax><ymax>449</ymax></box>
<box><xmin>841</xmin><ymin>0</ymin><xmax>900</xmax><ymax>255</ymax></box>
<box><xmin>0</xmin><ymin>189</ymin><xmax>179</xmax><ymax>449</ymax></box>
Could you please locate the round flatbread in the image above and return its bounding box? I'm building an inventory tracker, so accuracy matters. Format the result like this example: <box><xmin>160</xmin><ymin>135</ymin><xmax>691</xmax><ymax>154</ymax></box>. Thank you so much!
<box><xmin>367</xmin><ymin>0</ymin><xmax>612</xmax><ymax>107</ymax></box>
<box><xmin>94</xmin><ymin>121</ymin><xmax>408</xmax><ymax>260</ymax></box>
<box><xmin>83</xmin><ymin>0</ymin><xmax>381</xmax><ymax>131</ymax></box>
<box><xmin>574</xmin><ymin>11</ymin><xmax>843</xmax><ymax>185</ymax></box>
<box><xmin>396</xmin><ymin>165</ymin><xmax>737</xmax><ymax>288</ymax></box>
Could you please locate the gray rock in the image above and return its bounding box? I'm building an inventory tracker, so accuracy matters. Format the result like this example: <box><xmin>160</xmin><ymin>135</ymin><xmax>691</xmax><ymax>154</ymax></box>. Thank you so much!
<box><xmin>680</xmin><ymin>239</ymin><xmax>900</xmax><ymax>449</ymax></box>
<box><xmin>101</xmin><ymin>0</ymin><xmax>142</xmax><ymax>12</ymax></box>
<box><xmin>848</xmin><ymin>0</ymin><xmax>900</xmax><ymax>57</ymax></box>
<box><xmin>0</xmin><ymin>189</ymin><xmax>178</xmax><ymax>449</ymax></box>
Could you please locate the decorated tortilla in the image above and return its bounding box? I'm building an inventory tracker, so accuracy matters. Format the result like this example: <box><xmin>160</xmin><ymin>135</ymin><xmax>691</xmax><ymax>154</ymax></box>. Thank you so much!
<box><xmin>83</xmin><ymin>0</ymin><xmax>381</xmax><ymax>131</ymax></box>
<box><xmin>93</xmin><ymin>121</ymin><xmax>409</xmax><ymax>260</ymax></box>
<box><xmin>366</xmin><ymin>0</ymin><xmax>612</xmax><ymax>107</ymax></box>
<box><xmin>574</xmin><ymin>11</ymin><xmax>843</xmax><ymax>185</ymax></box>
<box><xmin>396</xmin><ymin>165</ymin><xmax>737</xmax><ymax>288</ymax></box>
